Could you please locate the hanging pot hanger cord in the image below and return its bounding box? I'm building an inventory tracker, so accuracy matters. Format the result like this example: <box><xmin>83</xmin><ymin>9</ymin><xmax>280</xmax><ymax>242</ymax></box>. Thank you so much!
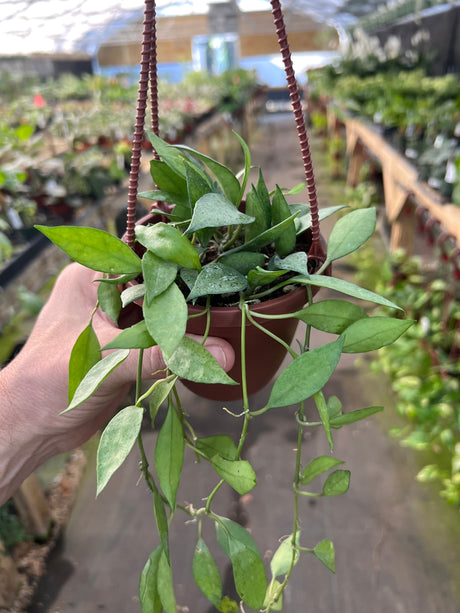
<box><xmin>149</xmin><ymin>0</ymin><xmax>160</xmax><ymax>147</ymax></box>
<box><xmin>270</xmin><ymin>0</ymin><xmax>323</xmax><ymax>261</ymax></box>
<box><xmin>126</xmin><ymin>0</ymin><xmax>156</xmax><ymax>249</ymax></box>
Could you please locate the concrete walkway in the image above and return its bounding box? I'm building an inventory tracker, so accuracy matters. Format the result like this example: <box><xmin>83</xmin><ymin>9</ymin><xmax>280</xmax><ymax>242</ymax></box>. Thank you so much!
<box><xmin>29</xmin><ymin>113</ymin><xmax>460</xmax><ymax>613</ymax></box>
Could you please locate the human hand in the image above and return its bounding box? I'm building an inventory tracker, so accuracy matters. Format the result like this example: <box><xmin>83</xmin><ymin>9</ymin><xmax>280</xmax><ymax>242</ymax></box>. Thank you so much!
<box><xmin>0</xmin><ymin>263</ymin><xmax>234</xmax><ymax>503</ymax></box>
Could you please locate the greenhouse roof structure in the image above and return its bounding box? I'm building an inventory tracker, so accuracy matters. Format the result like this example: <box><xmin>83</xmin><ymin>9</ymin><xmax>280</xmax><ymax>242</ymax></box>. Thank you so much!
<box><xmin>0</xmin><ymin>0</ymin><xmax>353</xmax><ymax>58</ymax></box>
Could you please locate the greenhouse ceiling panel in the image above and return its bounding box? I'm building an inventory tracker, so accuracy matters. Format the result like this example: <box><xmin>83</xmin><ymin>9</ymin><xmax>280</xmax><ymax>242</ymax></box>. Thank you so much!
<box><xmin>0</xmin><ymin>0</ymin><xmax>360</xmax><ymax>57</ymax></box>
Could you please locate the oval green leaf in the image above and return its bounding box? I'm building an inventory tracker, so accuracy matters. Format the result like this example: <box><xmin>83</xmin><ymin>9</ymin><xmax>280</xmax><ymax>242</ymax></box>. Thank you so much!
<box><xmin>65</xmin><ymin>349</ymin><xmax>129</xmax><ymax>412</ymax></box>
<box><xmin>96</xmin><ymin>405</ymin><xmax>144</xmax><ymax>496</ymax></box>
<box><xmin>186</xmin><ymin>192</ymin><xmax>254</xmax><ymax>234</ymax></box>
<box><xmin>326</xmin><ymin>207</ymin><xmax>376</xmax><ymax>263</ymax></box>
<box><xmin>97</xmin><ymin>281</ymin><xmax>122</xmax><ymax>323</ymax></box>
<box><xmin>322</xmin><ymin>469</ymin><xmax>350</xmax><ymax>496</ymax></box>
<box><xmin>143</xmin><ymin>283</ymin><xmax>188</xmax><ymax>358</ymax></box>
<box><xmin>270</xmin><ymin>533</ymin><xmax>300</xmax><ymax>579</ymax></box>
<box><xmin>103</xmin><ymin>320</ymin><xmax>156</xmax><ymax>350</ymax></box>
<box><xmin>154</xmin><ymin>403</ymin><xmax>184</xmax><ymax>510</ymax></box>
<box><xmin>68</xmin><ymin>322</ymin><xmax>101</xmax><ymax>403</ymax></box>
<box><xmin>330</xmin><ymin>406</ymin><xmax>383</xmax><ymax>428</ymax></box>
<box><xmin>142</xmin><ymin>251</ymin><xmax>178</xmax><ymax>302</ymax></box>
<box><xmin>193</xmin><ymin>538</ymin><xmax>223</xmax><ymax>608</ymax></box>
<box><xmin>292</xmin><ymin>274</ymin><xmax>403</xmax><ymax>310</ymax></box>
<box><xmin>165</xmin><ymin>336</ymin><xmax>237</xmax><ymax>385</ymax></box>
<box><xmin>313</xmin><ymin>539</ymin><xmax>336</xmax><ymax>573</ymax></box>
<box><xmin>265</xmin><ymin>338</ymin><xmax>344</xmax><ymax>409</ymax></box>
<box><xmin>299</xmin><ymin>456</ymin><xmax>344</xmax><ymax>486</ymax></box>
<box><xmin>342</xmin><ymin>317</ymin><xmax>414</xmax><ymax>353</ymax></box>
<box><xmin>209</xmin><ymin>456</ymin><xmax>256</xmax><ymax>495</ymax></box>
<box><xmin>35</xmin><ymin>225</ymin><xmax>142</xmax><ymax>274</ymax></box>
<box><xmin>294</xmin><ymin>299</ymin><xmax>368</xmax><ymax>334</ymax></box>
<box><xmin>139</xmin><ymin>547</ymin><xmax>162</xmax><ymax>613</ymax></box>
<box><xmin>135</xmin><ymin>222</ymin><xmax>201</xmax><ymax>271</ymax></box>
<box><xmin>187</xmin><ymin>262</ymin><xmax>248</xmax><ymax>301</ymax></box>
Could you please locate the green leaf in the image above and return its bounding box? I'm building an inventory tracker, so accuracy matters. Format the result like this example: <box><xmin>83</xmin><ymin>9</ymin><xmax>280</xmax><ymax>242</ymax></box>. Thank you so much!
<box><xmin>247</xmin><ymin>267</ymin><xmax>286</xmax><ymax>290</ymax></box>
<box><xmin>135</xmin><ymin>222</ymin><xmax>201</xmax><ymax>271</ymax></box>
<box><xmin>314</xmin><ymin>391</ymin><xmax>333</xmax><ymax>451</ymax></box>
<box><xmin>165</xmin><ymin>336</ymin><xmax>237</xmax><ymax>385</ymax></box>
<box><xmin>327</xmin><ymin>395</ymin><xmax>343</xmax><ymax>419</ymax></box>
<box><xmin>149</xmin><ymin>377</ymin><xmax>177</xmax><ymax>424</ymax></box>
<box><xmin>299</xmin><ymin>456</ymin><xmax>344</xmax><ymax>486</ymax></box>
<box><xmin>209</xmin><ymin>456</ymin><xmax>257</xmax><ymax>495</ymax></box>
<box><xmin>187</xmin><ymin>262</ymin><xmax>248</xmax><ymax>301</ymax></box>
<box><xmin>154</xmin><ymin>401</ymin><xmax>184</xmax><ymax>509</ymax></box>
<box><xmin>292</xmin><ymin>274</ymin><xmax>403</xmax><ymax>310</ymax></box>
<box><xmin>264</xmin><ymin>580</ymin><xmax>283</xmax><ymax>611</ymax></box>
<box><xmin>184</xmin><ymin>158</ymin><xmax>213</xmax><ymax>207</ymax></box>
<box><xmin>313</xmin><ymin>539</ymin><xmax>335</xmax><ymax>573</ymax></box>
<box><xmin>35</xmin><ymin>226</ymin><xmax>142</xmax><ymax>274</ymax></box>
<box><xmin>120</xmin><ymin>283</ymin><xmax>145</xmax><ymax>307</ymax></box>
<box><xmin>294</xmin><ymin>299</ymin><xmax>368</xmax><ymax>334</ymax></box>
<box><xmin>196</xmin><ymin>435</ymin><xmax>238</xmax><ymax>461</ymax></box>
<box><xmin>216</xmin><ymin>517</ymin><xmax>267</xmax><ymax>610</ymax></box>
<box><xmin>193</xmin><ymin>538</ymin><xmax>223</xmax><ymax>608</ymax></box>
<box><xmin>65</xmin><ymin>349</ymin><xmax>129</xmax><ymax>412</ymax></box>
<box><xmin>244</xmin><ymin>185</ymin><xmax>269</xmax><ymax>243</ymax></box>
<box><xmin>231</xmin><ymin>549</ymin><xmax>268</xmax><ymax>610</ymax></box>
<box><xmin>153</xmin><ymin>487</ymin><xmax>170</xmax><ymax>563</ymax></box>
<box><xmin>147</xmin><ymin>130</ymin><xmax>188</xmax><ymax>178</ymax></box>
<box><xmin>175</xmin><ymin>144</ymin><xmax>241</xmax><ymax>205</ymax></box>
<box><xmin>149</xmin><ymin>159</ymin><xmax>188</xmax><ymax>206</ymax></box>
<box><xmin>322</xmin><ymin>469</ymin><xmax>350</xmax><ymax>496</ymax></box>
<box><xmin>234</xmin><ymin>132</ymin><xmax>251</xmax><ymax>200</ymax></box>
<box><xmin>96</xmin><ymin>405</ymin><xmax>143</xmax><ymax>495</ymax></box>
<box><xmin>227</xmin><ymin>211</ymin><xmax>299</xmax><ymax>254</ymax></box>
<box><xmin>143</xmin><ymin>283</ymin><xmax>187</xmax><ymax>358</ymax></box>
<box><xmin>289</xmin><ymin>204</ymin><xmax>346</xmax><ymax>235</ymax></box>
<box><xmin>186</xmin><ymin>193</ymin><xmax>254</xmax><ymax>234</ymax></box>
<box><xmin>270</xmin><ymin>533</ymin><xmax>300</xmax><ymax>578</ymax></box>
<box><xmin>330</xmin><ymin>406</ymin><xmax>383</xmax><ymax>428</ymax></box>
<box><xmin>139</xmin><ymin>547</ymin><xmax>162</xmax><ymax>613</ymax></box>
<box><xmin>97</xmin><ymin>281</ymin><xmax>122</xmax><ymax>323</ymax></box>
<box><xmin>68</xmin><ymin>322</ymin><xmax>101</xmax><ymax>403</ymax></box>
<box><xmin>265</xmin><ymin>338</ymin><xmax>344</xmax><ymax>409</ymax></box>
<box><xmin>326</xmin><ymin>208</ymin><xmax>376</xmax><ymax>263</ymax></box>
<box><xmin>342</xmin><ymin>317</ymin><xmax>414</xmax><ymax>353</ymax></box>
<box><xmin>96</xmin><ymin>272</ymin><xmax>140</xmax><ymax>285</ymax></box>
<box><xmin>142</xmin><ymin>251</ymin><xmax>178</xmax><ymax>302</ymax></box>
<box><xmin>157</xmin><ymin>551</ymin><xmax>177</xmax><ymax>613</ymax></box>
<box><xmin>215</xmin><ymin>516</ymin><xmax>261</xmax><ymax>557</ymax></box>
<box><xmin>255</xmin><ymin>169</ymin><xmax>272</xmax><ymax>228</ymax></box>
<box><xmin>272</xmin><ymin>186</ymin><xmax>296</xmax><ymax>257</ymax></box>
<box><xmin>272</xmin><ymin>252</ymin><xmax>309</xmax><ymax>275</ymax></box>
<box><xmin>220</xmin><ymin>251</ymin><xmax>266</xmax><ymax>275</ymax></box>
<box><xmin>103</xmin><ymin>320</ymin><xmax>156</xmax><ymax>350</ymax></box>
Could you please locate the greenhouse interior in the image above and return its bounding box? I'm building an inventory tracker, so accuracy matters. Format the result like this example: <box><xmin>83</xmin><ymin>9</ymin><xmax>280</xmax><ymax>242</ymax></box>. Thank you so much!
<box><xmin>0</xmin><ymin>0</ymin><xmax>459</xmax><ymax>611</ymax></box>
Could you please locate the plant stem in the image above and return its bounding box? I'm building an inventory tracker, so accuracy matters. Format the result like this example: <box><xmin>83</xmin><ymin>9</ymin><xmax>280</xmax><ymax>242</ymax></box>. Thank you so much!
<box><xmin>246</xmin><ymin>308</ymin><xmax>298</xmax><ymax>359</ymax></box>
<box><xmin>266</xmin><ymin>411</ymin><xmax>304</xmax><ymax>612</ymax></box>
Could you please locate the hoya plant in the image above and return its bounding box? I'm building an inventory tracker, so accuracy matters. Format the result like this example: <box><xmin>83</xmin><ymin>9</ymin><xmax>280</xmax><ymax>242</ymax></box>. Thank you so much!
<box><xmin>35</xmin><ymin>129</ymin><xmax>413</xmax><ymax>612</ymax></box>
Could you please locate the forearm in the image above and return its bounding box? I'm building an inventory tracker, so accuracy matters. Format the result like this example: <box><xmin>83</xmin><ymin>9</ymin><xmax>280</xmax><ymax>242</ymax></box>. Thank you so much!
<box><xmin>0</xmin><ymin>362</ymin><xmax>56</xmax><ymax>505</ymax></box>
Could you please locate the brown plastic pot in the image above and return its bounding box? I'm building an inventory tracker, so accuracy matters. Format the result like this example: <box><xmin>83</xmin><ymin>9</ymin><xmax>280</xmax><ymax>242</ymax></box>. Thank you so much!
<box><xmin>184</xmin><ymin>285</ymin><xmax>308</xmax><ymax>401</ymax></box>
<box><xmin>121</xmin><ymin>212</ymin><xmax>327</xmax><ymax>401</ymax></box>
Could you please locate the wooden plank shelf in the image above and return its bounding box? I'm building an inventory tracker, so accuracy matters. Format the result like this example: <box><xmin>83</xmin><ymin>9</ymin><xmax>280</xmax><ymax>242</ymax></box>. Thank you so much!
<box><xmin>344</xmin><ymin>117</ymin><xmax>460</xmax><ymax>254</ymax></box>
